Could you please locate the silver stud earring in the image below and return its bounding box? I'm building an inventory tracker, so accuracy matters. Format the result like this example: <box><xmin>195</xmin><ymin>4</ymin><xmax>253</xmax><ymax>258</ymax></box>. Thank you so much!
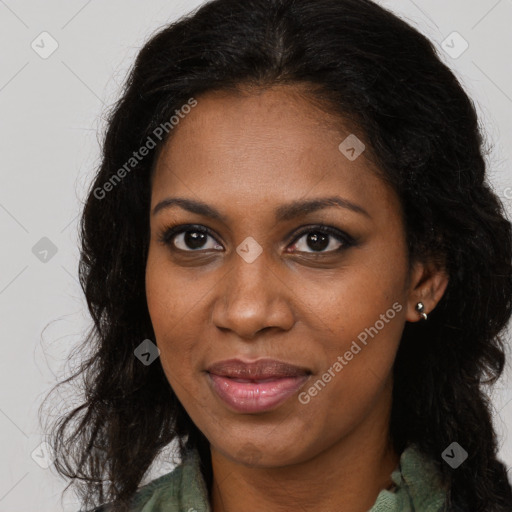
<box><xmin>415</xmin><ymin>302</ymin><xmax>428</xmax><ymax>320</ymax></box>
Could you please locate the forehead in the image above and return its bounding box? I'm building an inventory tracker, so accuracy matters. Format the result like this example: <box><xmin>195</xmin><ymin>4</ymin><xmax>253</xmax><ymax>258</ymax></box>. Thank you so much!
<box><xmin>150</xmin><ymin>85</ymin><xmax>398</xmax><ymax>221</ymax></box>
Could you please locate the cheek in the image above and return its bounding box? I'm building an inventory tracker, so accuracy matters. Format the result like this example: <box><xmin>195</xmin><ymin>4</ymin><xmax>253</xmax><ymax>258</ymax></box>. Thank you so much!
<box><xmin>145</xmin><ymin>251</ymin><xmax>198</xmax><ymax>335</ymax></box>
<box><xmin>298</xmin><ymin>304</ymin><xmax>403</xmax><ymax>442</ymax></box>
<box><xmin>145</xmin><ymin>253</ymin><xmax>213</xmax><ymax>387</ymax></box>
<box><xmin>308</xmin><ymin>251</ymin><xmax>407</xmax><ymax>403</ymax></box>
<box><xmin>145</xmin><ymin>277</ymin><xmax>201</xmax><ymax>409</ymax></box>
<box><xmin>316</xmin><ymin>257</ymin><xmax>406</xmax><ymax>339</ymax></box>
<box><xmin>145</xmin><ymin>255</ymin><xmax>188</xmax><ymax>373</ymax></box>
<box><xmin>318</xmin><ymin>298</ymin><xmax>404</xmax><ymax>388</ymax></box>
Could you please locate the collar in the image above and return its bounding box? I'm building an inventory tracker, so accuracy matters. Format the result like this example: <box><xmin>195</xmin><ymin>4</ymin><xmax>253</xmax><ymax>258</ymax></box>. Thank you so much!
<box><xmin>133</xmin><ymin>442</ymin><xmax>448</xmax><ymax>512</ymax></box>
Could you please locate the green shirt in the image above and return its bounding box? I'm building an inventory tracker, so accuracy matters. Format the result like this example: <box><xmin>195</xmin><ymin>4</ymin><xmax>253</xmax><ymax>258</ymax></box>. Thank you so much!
<box><xmin>95</xmin><ymin>443</ymin><xmax>448</xmax><ymax>511</ymax></box>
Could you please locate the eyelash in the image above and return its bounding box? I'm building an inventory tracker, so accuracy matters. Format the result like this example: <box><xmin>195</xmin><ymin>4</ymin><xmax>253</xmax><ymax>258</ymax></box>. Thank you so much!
<box><xmin>157</xmin><ymin>223</ymin><xmax>356</xmax><ymax>255</ymax></box>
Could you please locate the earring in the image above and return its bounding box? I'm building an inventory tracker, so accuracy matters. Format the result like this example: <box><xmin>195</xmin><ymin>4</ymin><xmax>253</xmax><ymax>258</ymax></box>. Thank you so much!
<box><xmin>415</xmin><ymin>302</ymin><xmax>428</xmax><ymax>321</ymax></box>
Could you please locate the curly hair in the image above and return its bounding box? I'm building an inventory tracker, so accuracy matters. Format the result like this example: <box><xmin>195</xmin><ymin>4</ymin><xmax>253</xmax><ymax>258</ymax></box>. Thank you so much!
<box><xmin>41</xmin><ymin>0</ymin><xmax>512</xmax><ymax>510</ymax></box>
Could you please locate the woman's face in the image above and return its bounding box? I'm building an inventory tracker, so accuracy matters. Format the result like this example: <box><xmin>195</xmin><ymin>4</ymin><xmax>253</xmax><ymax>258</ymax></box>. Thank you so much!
<box><xmin>146</xmin><ymin>86</ymin><xmax>429</xmax><ymax>467</ymax></box>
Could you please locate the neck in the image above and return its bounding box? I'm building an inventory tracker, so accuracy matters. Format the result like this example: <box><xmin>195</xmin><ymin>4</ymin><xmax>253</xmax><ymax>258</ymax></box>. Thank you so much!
<box><xmin>209</xmin><ymin>380</ymin><xmax>399</xmax><ymax>512</ymax></box>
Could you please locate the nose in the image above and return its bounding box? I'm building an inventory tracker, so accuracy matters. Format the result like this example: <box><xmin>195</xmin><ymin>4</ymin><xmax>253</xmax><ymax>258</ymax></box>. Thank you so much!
<box><xmin>211</xmin><ymin>247</ymin><xmax>295</xmax><ymax>340</ymax></box>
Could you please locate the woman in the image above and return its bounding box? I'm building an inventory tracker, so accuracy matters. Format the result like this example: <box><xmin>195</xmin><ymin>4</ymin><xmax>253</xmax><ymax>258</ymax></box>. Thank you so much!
<box><xmin>43</xmin><ymin>0</ymin><xmax>512</xmax><ymax>510</ymax></box>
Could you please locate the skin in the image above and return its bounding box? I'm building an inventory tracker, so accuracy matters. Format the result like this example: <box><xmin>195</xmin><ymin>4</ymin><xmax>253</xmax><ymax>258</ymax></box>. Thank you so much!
<box><xmin>145</xmin><ymin>85</ymin><xmax>449</xmax><ymax>512</ymax></box>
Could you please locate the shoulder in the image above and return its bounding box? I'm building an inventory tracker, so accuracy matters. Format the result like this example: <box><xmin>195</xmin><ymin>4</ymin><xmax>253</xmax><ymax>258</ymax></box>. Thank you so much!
<box><xmin>85</xmin><ymin>447</ymin><xmax>209</xmax><ymax>512</ymax></box>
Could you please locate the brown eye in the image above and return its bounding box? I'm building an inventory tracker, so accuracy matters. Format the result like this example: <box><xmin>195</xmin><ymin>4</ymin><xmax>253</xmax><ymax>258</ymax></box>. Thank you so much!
<box><xmin>288</xmin><ymin>226</ymin><xmax>355</xmax><ymax>254</ymax></box>
<box><xmin>173</xmin><ymin>229</ymin><xmax>223</xmax><ymax>251</ymax></box>
<box><xmin>158</xmin><ymin>224</ymin><xmax>223</xmax><ymax>252</ymax></box>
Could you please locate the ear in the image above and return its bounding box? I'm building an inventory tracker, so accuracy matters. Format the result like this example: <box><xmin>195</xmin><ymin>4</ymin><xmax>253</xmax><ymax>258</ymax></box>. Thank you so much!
<box><xmin>405</xmin><ymin>259</ymin><xmax>449</xmax><ymax>323</ymax></box>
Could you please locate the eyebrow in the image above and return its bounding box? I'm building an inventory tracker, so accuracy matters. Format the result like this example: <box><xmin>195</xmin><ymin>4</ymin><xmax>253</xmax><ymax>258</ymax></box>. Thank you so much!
<box><xmin>152</xmin><ymin>196</ymin><xmax>371</xmax><ymax>221</ymax></box>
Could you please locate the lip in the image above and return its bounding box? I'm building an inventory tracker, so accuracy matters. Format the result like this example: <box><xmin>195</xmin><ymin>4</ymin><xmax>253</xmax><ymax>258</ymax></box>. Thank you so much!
<box><xmin>206</xmin><ymin>358</ymin><xmax>311</xmax><ymax>413</ymax></box>
<box><xmin>206</xmin><ymin>358</ymin><xmax>311</xmax><ymax>379</ymax></box>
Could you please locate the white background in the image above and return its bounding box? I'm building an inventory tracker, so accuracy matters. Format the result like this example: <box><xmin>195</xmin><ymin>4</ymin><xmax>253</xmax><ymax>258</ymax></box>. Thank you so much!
<box><xmin>0</xmin><ymin>0</ymin><xmax>511</xmax><ymax>510</ymax></box>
